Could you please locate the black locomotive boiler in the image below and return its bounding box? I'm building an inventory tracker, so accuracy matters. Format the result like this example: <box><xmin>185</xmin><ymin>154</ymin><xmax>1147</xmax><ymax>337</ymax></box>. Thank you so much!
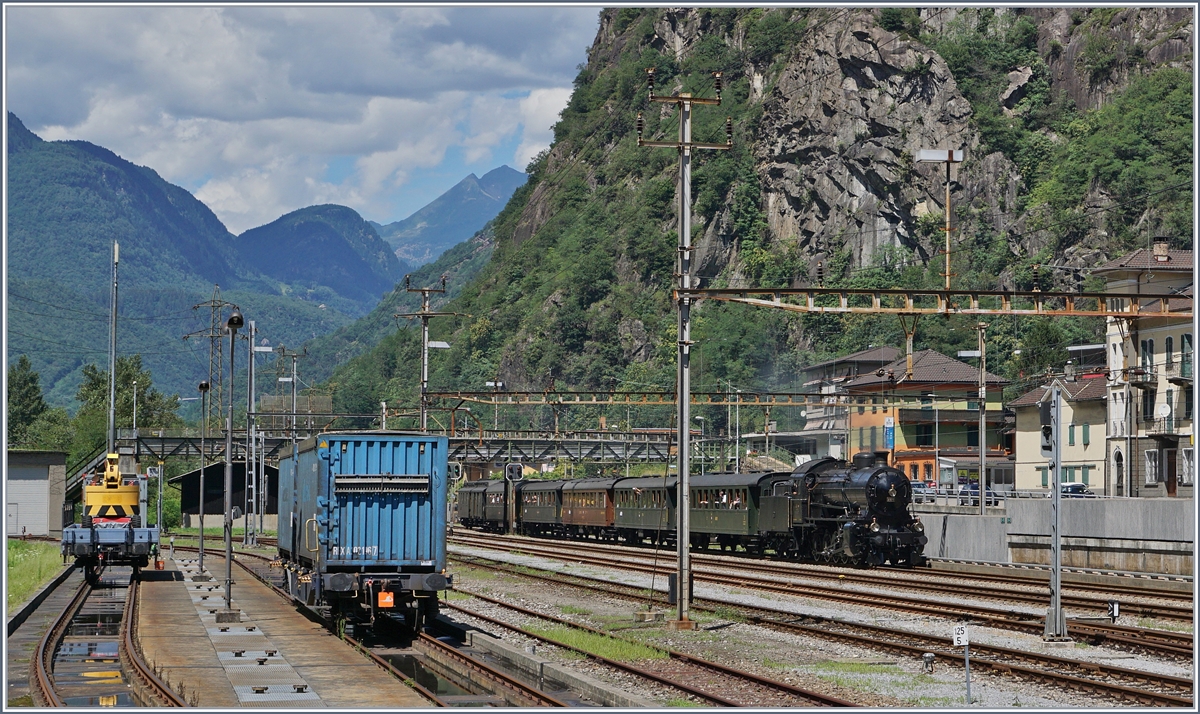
<box><xmin>790</xmin><ymin>452</ymin><xmax>928</xmax><ymax>566</ymax></box>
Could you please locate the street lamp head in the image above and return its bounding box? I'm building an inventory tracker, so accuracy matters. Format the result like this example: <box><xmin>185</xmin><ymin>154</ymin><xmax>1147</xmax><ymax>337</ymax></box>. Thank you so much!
<box><xmin>226</xmin><ymin>309</ymin><xmax>244</xmax><ymax>331</ymax></box>
<box><xmin>199</xmin><ymin>380</ymin><xmax>210</xmax><ymax>393</ymax></box>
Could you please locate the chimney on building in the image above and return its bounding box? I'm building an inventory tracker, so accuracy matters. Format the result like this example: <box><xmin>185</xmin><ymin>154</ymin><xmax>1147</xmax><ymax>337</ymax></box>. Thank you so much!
<box><xmin>1064</xmin><ymin>360</ymin><xmax>1077</xmax><ymax>382</ymax></box>
<box><xmin>1153</xmin><ymin>237</ymin><xmax>1171</xmax><ymax>262</ymax></box>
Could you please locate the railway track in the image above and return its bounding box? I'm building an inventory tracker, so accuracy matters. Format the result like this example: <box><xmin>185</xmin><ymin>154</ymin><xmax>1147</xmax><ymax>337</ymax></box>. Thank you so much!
<box><xmin>214</xmin><ymin>548</ymin><xmax>568</xmax><ymax>707</ymax></box>
<box><xmin>445</xmin><ymin>587</ymin><xmax>856</xmax><ymax>706</ymax></box>
<box><xmin>31</xmin><ymin>566</ymin><xmax>186</xmax><ymax>707</ymax></box>
<box><xmin>451</xmin><ymin>553</ymin><xmax>1195</xmax><ymax>708</ymax></box>
<box><xmin>450</xmin><ymin>533</ymin><xmax>1193</xmax><ymax>657</ymax></box>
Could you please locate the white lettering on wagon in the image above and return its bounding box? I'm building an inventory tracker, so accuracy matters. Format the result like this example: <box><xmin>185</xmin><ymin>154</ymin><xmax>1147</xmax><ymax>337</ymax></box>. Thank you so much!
<box><xmin>331</xmin><ymin>545</ymin><xmax>379</xmax><ymax>557</ymax></box>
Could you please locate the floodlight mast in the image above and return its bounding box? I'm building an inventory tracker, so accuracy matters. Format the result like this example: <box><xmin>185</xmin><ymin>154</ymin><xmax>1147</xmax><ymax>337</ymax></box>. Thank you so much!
<box><xmin>637</xmin><ymin>67</ymin><xmax>731</xmax><ymax>630</ymax></box>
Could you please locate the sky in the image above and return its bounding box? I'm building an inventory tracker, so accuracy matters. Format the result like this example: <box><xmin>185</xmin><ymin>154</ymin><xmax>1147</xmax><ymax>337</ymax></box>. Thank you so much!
<box><xmin>5</xmin><ymin>5</ymin><xmax>601</xmax><ymax>234</ymax></box>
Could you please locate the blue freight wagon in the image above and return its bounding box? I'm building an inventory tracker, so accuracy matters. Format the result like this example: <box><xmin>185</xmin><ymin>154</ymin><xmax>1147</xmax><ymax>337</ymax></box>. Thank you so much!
<box><xmin>278</xmin><ymin>431</ymin><xmax>451</xmax><ymax>635</ymax></box>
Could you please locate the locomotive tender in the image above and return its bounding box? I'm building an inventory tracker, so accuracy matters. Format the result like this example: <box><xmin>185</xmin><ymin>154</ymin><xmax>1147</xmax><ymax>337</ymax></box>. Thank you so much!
<box><xmin>278</xmin><ymin>432</ymin><xmax>452</xmax><ymax>635</ymax></box>
<box><xmin>456</xmin><ymin>452</ymin><xmax>927</xmax><ymax>567</ymax></box>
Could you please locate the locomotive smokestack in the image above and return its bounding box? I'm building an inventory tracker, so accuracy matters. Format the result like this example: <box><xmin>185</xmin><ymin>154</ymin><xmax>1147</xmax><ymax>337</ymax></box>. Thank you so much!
<box><xmin>852</xmin><ymin>452</ymin><xmax>875</xmax><ymax>469</ymax></box>
<box><xmin>873</xmin><ymin>451</ymin><xmax>891</xmax><ymax>467</ymax></box>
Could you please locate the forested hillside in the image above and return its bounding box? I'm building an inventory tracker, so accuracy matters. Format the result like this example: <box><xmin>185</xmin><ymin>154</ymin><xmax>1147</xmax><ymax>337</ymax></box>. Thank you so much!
<box><xmin>7</xmin><ymin>114</ymin><xmax>393</xmax><ymax>406</ymax></box>
<box><xmin>323</xmin><ymin>8</ymin><xmax>1191</xmax><ymax>438</ymax></box>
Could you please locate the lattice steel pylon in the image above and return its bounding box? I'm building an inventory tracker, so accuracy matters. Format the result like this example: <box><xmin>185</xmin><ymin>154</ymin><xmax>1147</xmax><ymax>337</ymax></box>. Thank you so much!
<box><xmin>183</xmin><ymin>285</ymin><xmax>238</xmax><ymax>436</ymax></box>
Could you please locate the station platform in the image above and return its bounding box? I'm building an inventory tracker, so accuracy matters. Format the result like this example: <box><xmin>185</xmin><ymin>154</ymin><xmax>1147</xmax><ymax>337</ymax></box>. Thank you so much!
<box><xmin>137</xmin><ymin>557</ymin><xmax>432</xmax><ymax>708</ymax></box>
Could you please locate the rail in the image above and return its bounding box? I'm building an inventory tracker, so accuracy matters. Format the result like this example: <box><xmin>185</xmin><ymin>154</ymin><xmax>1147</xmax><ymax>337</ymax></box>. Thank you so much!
<box><xmin>32</xmin><ymin>580</ymin><xmax>87</xmax><ymax>706</ymax></box>
<box><xmin>122</xmin><ymin>578</ymin><xmax>188</xmax><ymax>706</ymax></box>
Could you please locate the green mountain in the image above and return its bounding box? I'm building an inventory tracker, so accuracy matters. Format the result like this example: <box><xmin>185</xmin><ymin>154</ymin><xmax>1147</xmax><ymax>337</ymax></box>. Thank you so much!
<box><xmin>236</xmin><ymin>204</ymin><xmax>411</xmax><ymax>311</ymax></box>
<box><xmin>371</xmin><ymin>165</ymin><xmax>526</xmax><ymax>266</ymax></box>
<box><xmin>323</xmin><ymin>7</ymin><xmax>1191</xmax><ymax>435</ymax></box>
<box><xmin>300</xmin><ymin>225</ymin><xmax>496</xmax><ymax>389</ymax></box>
<box><xmin>5</xmin><ymin>113</ymin><xmax>377</xmax><ymax>408</ymax></box>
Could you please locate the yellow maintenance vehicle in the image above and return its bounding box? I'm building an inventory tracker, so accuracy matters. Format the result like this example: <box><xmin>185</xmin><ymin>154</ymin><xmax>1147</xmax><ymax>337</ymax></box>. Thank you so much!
<box><xmin>62</xmin><ymin>453</ymin><xmax>159</xmax><ymax>583</ymax></box>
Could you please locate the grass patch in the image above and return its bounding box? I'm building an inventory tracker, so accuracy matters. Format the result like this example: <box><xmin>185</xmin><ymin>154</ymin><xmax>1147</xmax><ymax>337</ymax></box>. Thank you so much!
<box><xmin>812</xmin><ymin>660</ymin><xmax>903</xmax><ymax>675</ymax></box>
<box><xmin>6</xmin><ymin>539</ymin><xmax>66</xmax><ymax>610</ymax></box>
<box><xmin>559</xmin><ymin>604</ymin><xmax>591</xmax><ymax>615</ymax></box>
<box><xmin>524</xmin><ymin>624</ymin><xmax>667</xmax><ymax>662</ymax></box>
<box><xmin>762</xmin><ymin>656</ymin><xmax>792</xmax><ymax>670</ymax></box>
<box><xmin>1137</xmin><ymin>618</ymin><xmax>1193</xmax><ymax>633</ymax></box>
<box><xmin>665</xmin><ymin>698</ymin><xmax>704</xmax><ymax>707</ymax></box>
<box><xmin>907</xmin><ymin>695</ymin><xmax>956</xmax><ymax>707</ymax></box>
<box><xmin>7</xmin><ymin>695</ymin><xmax>34</xmax><ymax>708</ymax></box>
<box><xmin>443</xmin><ymin>589</ymin><xmax>474</xmax><ymax>601</ymax></box>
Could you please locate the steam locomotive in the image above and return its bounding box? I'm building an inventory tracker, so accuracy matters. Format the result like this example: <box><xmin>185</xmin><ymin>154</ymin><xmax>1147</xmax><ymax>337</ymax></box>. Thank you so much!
<box><xmin>457</xmin><ymin>452</ymin><xmax>927</xmax><ymax>567</ymax></box>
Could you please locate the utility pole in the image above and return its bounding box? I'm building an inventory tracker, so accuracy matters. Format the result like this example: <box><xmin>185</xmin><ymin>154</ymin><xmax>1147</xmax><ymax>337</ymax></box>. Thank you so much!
<box><xmin>977</xmin><ymin>322</ymin><xmax>988</xmax><ymax>516</ymax></box>
<box><xmin>396</xmin><ymin>275</ymin><xmax>458</xmax><ymax>432</ymax></box>
<box><xmin>246</xmin><ymin>321</ymin><xmax>265</xmax><ymax>546</ymax></box>
<box><xmin>183</xmin><ymin>286</ymin><xmax>238</xmax><ymax>435</ymax></box>
<box><xmin>637</xmin><ymin>67</ymin><xmax>731</xmax><ymax>630</ymax></box>
<box><xmin>1041</xmin><ymin>386</ymin><xmax>1070</xmax><ymax>641</ymax></box>
<box><xmin>223</xmin><ymin>310</ymin><xmax>243</xmax><ymax>612</ymax></box>
<box><xmin>107</xmin><ymin>242</ymin><xmax>119</xmax><ymax>454</ymax></box>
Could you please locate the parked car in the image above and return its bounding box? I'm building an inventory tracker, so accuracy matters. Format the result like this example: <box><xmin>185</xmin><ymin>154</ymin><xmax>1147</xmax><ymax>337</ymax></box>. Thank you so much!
<box><xmin>957</xmin><ymin>484</ymin><xmax>999</xmax><ymax>506</ymax></box>
<box><xmin>1055</xmin><ymin>483</ymin><xmax>1096</xmax><ymax>498</ymax></box>
<box><xmin>910</xmin><ymin>481</ymin><xmax>933</xmax><ymax>504</ymax></box>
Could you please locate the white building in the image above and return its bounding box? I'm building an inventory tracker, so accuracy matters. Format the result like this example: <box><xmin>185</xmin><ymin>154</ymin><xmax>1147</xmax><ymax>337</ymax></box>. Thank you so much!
<box><xmin>1096</xmin><ymin>240</ymin><xmax>1193</xmax><ymax>498</ymax></box>
<box><xmin>7</xmin><ymin>450</ymin><xmax>68</xmax><ymax>537</ymax></box>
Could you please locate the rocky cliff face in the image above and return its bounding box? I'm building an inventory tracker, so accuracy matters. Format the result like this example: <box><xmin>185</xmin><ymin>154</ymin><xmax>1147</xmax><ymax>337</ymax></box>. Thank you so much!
<box><xmin>328</xmin><ymin>7</ymin><xmax>1192</xmax><ymax>411</ymax></box>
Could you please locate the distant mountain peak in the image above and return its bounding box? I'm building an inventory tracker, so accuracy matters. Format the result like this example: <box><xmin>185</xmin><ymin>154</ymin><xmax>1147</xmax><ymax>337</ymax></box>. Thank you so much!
<box><xmin>375</xmin><ymin>165</ymin><xmax>526</xmax><ymax>266</ymax></box>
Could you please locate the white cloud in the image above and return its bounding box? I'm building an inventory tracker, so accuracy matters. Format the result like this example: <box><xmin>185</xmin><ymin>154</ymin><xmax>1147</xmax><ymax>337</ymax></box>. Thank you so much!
<box><xmin>6</xmin><ymin>6</ymin><xmax>598</xmax><ymax>231</ymax></box>
<box><xmin>515</xmin><ymin>88</ymin><xmax>574</xmax><ymax>169</ymax></box>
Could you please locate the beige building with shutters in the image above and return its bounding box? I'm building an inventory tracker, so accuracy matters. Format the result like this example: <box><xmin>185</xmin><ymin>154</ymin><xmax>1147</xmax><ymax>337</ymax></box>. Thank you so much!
<box><xmin>1010</xmin><ymin>376</ymin><xmax>1109</xmax><ymax>493</ymax></box>
<box><xmin>1097</xmin><ymin>241</ymin><xmax>1193</xmax><ymax>499</ymax></box>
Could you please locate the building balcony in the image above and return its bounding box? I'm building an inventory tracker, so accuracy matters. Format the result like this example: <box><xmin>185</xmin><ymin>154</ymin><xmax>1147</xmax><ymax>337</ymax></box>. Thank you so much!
<box><xmin>1165</xmin><ymin>357</ymin><xmax>1192</xmax><ymax>386</ymax></box>
<box><xmin>1127</xmin><ymin>366</ymin><xmax>1158</xmax><ymax>390</ymax></box>
<box><xmin>1143</xmin><ymin>417</ymin><xmax>1189</xmax><ymax>438</ymax></box>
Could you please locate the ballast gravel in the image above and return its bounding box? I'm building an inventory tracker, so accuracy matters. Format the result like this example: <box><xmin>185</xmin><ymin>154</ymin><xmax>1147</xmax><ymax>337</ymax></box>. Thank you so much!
<box><xmin>447</xmin><ymin>543</ymin><xmax>1192</xmax><ymax>708</ymax></box>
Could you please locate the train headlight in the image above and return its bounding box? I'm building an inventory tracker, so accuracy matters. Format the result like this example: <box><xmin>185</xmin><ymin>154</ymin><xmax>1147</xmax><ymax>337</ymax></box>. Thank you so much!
<box><xmin>870</xmin><ymin>522</ymin><xmax>880</xmax><ymax>532</ymax></box>
<box><xmin>913</xmin><ymin>519</ymin><xmax>924</xmax><ymax>532</ymax></box>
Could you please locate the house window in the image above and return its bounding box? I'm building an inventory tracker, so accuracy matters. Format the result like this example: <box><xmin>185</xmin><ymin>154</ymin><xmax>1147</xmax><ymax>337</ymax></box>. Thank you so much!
<box><xmin>1182</xmin><ymin>449</ymin><xmax>1194</xmax><ymax>486</ymax></box>
<box><xmin>1142</xmin><ymin>388</ymin><xmax>1155</xmax><ymax>420</ymax></box>
<box><xmin>870</xmin><ymin>426</ymin><xmax>877</xmax><ymax>451</ymax></box>
<box><xmin>1068</xmin><ymin>423</ymin><xmax>1075</xmax><ymax>446</ymax></box>
<box><xmin>858</xmin><ymin>426</ymin><xmax>864</xmax><ymax>449</ymax></box>
<box><xmin>1141</xmin><ymin>339</ymin><xmax>1154</xmax><ymax>369</ymax></box>
<box><xmin>909</xmin><ymin>464</ymin><xmax>918</xmax><ymax>479</ymax></box>
<box><xmin>1081</xmin><ymin>465</ymin><xmax>1090</xmax><ymax>485</ymax></box>
<box><xmin>1039</xmin><ymin>467</ymin><xmax>1048</xmax><ymax>487</ymax></box>
<box><xmin>1166</xmin><ymin>336</ymin><xmax>1175</xmax><ymax>365</ymax></box>
<box><xmin>1145</xmin><ymin>449</ymin><xmax>1160</xmax><ymax>484</ymax></box>
<box><xmin>916</xmin><ymin>423</ymin><xmax>934</xmax><ymax>446</ymax></box>
<box><xmin>1082</xmin><ymin>422</ymin><xmax>1090</xmax><ymax>446</ymax></box>
<box><xmin>1186</xmin><ymin>389</ymin><xmax>1193</xmax><ymax>421</ymax></box>
<box><xmin>967</xmin><ymin>427</ymin><xmax>979</xmax><ymax>447</ymax></box>
<box><xmin>923</xmin><ymin>463</ymin><xmax>933</xmax><ymax>481</ymax></box>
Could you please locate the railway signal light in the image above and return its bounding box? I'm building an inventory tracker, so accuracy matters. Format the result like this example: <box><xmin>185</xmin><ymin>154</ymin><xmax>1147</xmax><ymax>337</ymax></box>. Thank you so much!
<box><xmin>1039</xmin><ymin>398</ymin><xmax>1054</xmax><ymax>458</ymax></box>
<box><xmin>1107</xmin><ymin>599</ymin><xmax>1120</xmax><ymax>622</ymax></box>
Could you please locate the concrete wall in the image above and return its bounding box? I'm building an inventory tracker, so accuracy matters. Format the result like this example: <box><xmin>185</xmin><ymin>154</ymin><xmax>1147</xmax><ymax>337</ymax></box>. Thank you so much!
<box><xmin>1007</xmin><ymin>498</ymin><xmax>1193</xmax><ymax>574</ymax></box>
<box><xmin>1007</xmin><ymin>498</ymin><xmax>1194</xmax><ymax>541</ymax></box>
<box><xmin>919</xmin><ymin>513</ymin><xmax>1009</xmax><ymax>562</ymax></box>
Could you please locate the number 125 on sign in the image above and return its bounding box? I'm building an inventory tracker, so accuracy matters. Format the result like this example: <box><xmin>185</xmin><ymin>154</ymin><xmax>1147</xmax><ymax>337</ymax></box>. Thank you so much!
<box><xmin>952</xmin><ymin>625</ymin><xmax>969</xmax><ymax>647</ymax></box>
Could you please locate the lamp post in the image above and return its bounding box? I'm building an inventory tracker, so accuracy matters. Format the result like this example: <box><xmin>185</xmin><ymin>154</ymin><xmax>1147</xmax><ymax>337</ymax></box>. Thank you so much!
<box><xmin>915</xmin><ymin>149</ymin><xmax>964</xmax><ymax>290</ymax></box>
<box><xmin>694</xmin><ymin>416</ymin><xmax>705</xmax><ymax>475</ymax></box>
<box><xmin>224</xmin><ymin>309</ymin><xmax>243</xmax><ymax>611</ymax></box>
<box><xmin>197</xmin><ymin>381</ymin><xmax>209</xmax><ymax>572</ymax></box>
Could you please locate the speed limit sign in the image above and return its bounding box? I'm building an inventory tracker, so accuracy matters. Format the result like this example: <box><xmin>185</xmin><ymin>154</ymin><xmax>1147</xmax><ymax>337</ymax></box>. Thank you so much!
<box><xmin>952</xmin><ymin>625</ymin><xmax>969</xmax><ymax>647</ymax></box>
